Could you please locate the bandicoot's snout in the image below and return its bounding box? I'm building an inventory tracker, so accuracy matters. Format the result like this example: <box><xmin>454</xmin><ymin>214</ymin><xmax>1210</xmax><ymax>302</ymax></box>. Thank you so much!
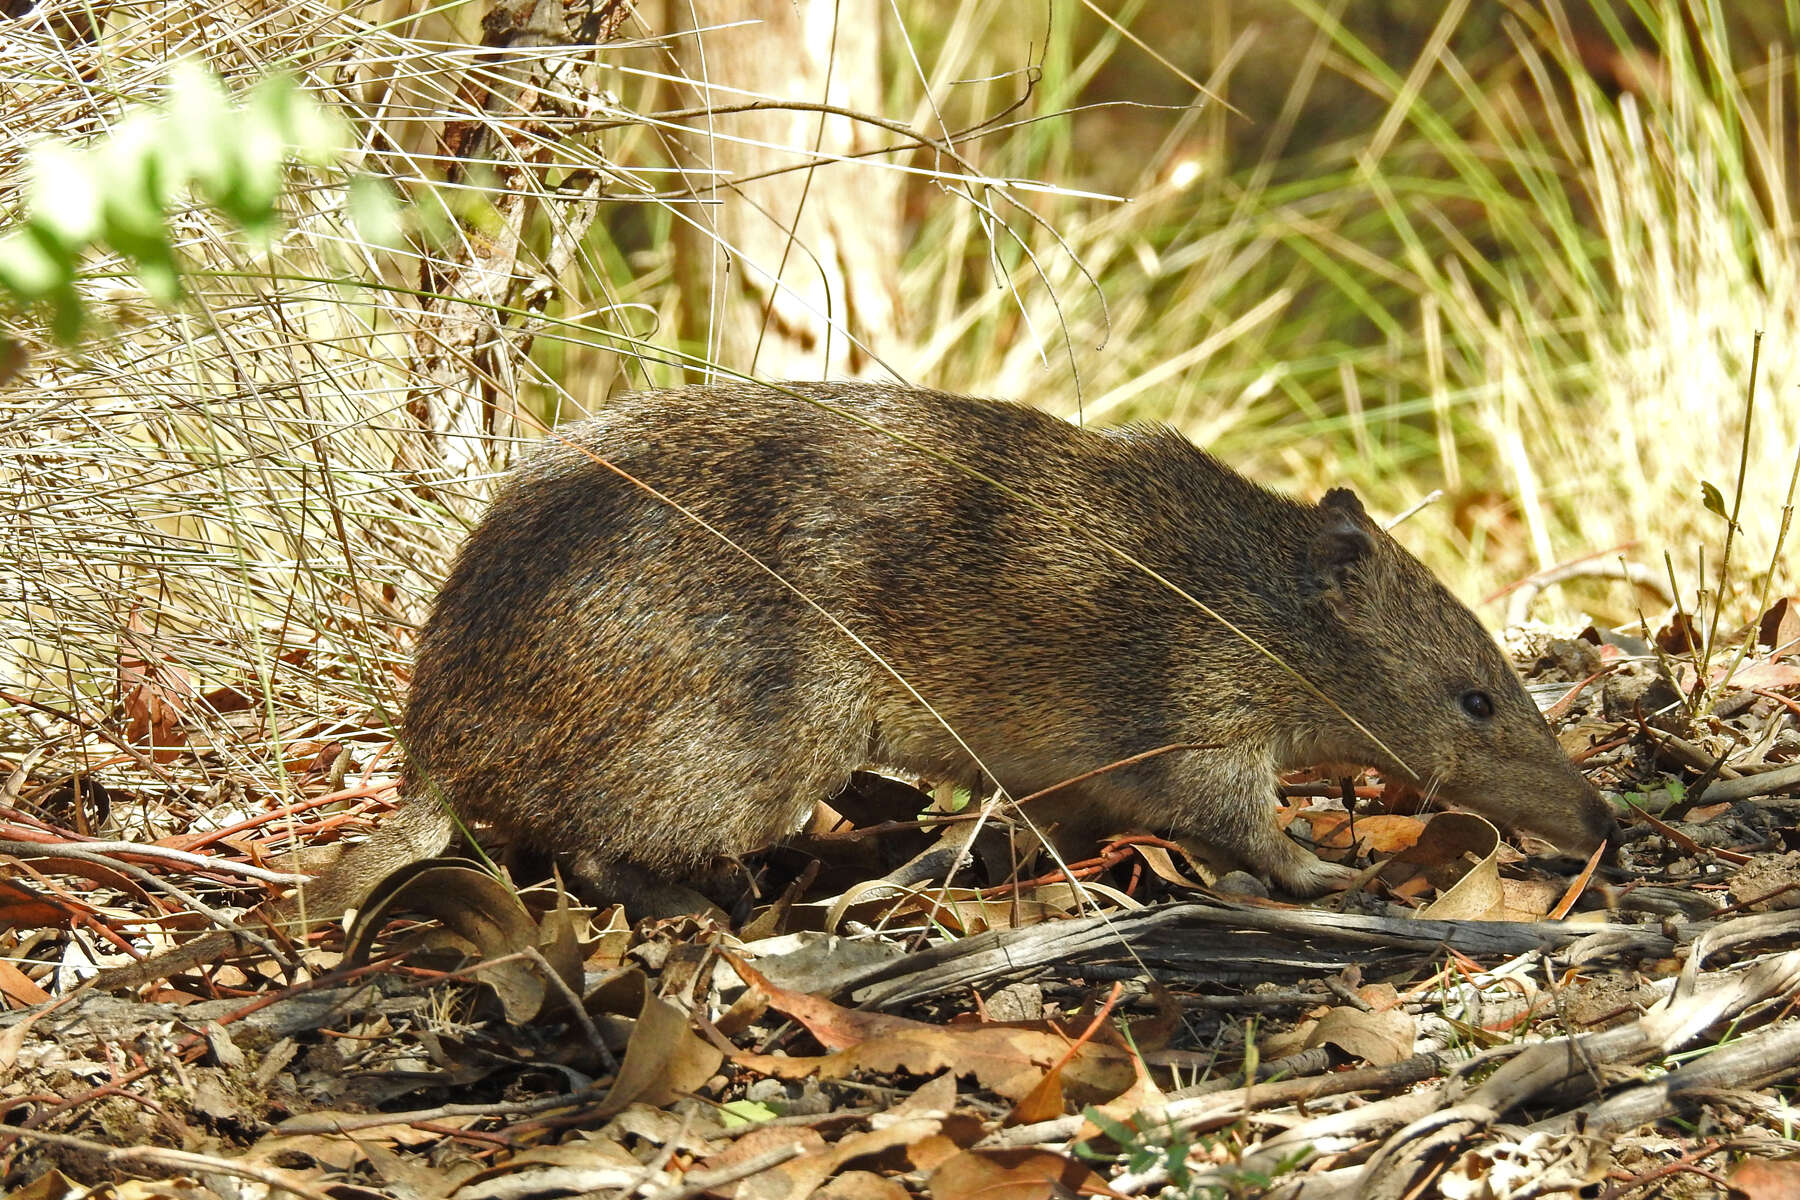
<box><xmin>1571</xmin><ymin>781</ymin><xmax>1620</xmax><ymax>855</ymax></box>
<box><xmin>1448</xmin><ymin>747</ymin><xmax>1619</xmax><ymax>864</ymax></box>
<box><xmin>1518</xmin><ymin>778</ymin><xmax>1620</xmax><ymax>862</ymax></box>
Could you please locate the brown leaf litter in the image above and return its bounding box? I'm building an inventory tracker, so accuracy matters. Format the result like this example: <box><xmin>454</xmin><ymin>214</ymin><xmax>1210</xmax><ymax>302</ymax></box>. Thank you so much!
<box><xmin>2</xmin><ymin>608</ymin><xmax>1800</xmax><ymax>1198</ymax></box>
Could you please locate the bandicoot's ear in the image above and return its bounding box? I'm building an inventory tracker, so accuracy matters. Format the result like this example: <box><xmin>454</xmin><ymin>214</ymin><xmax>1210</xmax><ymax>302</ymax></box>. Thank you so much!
<box><xmin>1320</xmin><ymin>487</ymin><xmax>1367</xmax><ymax>520</ymax></box>
<box><xmin>1309</xmin><ymin>490</ymin><xmax>1375</xmax><ymax>618</ymax></box>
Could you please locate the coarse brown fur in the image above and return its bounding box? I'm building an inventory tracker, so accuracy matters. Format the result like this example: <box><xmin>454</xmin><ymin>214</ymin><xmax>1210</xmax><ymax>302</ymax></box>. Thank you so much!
<box><xmin>96</xmin><ymin>382</ymin><xmax>1617</xmax><ymax>987</ymax></box>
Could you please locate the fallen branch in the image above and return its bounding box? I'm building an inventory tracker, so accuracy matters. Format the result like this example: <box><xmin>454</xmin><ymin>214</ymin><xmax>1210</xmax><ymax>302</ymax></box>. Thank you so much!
<box><xmin>843</xmin><ymin>899</ymin><xmax>1675</xmax><ymax>1007</ymax></box>
<box><xmin>1533</xmin><ymin>1018</ymin><xmax>1800</xmax><ymax>1136</ymax></box>
<box><xmin>1700</xmin><ymin>761</ymin><xmax>1800</xmax><ymax>804</ymax></box>
<box><xmin>1252</xmin><ymin>948</ymin><xmax>1800</xmax><ymax>1199</ymax></box>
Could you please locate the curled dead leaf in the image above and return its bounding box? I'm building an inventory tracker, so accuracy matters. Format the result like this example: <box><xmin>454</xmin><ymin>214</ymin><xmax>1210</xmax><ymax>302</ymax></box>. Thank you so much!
<box><xmin>343</xmin><ymin>859</ymin><xmax>582</xmax><ymax>1022</ymax></box>
<box><xmin>596</xmin><ymin>973</ymin><xmax>724</xmax><ymax>1117</ymax></box>
<box><xmin>1381</xmin><ymin>813</ymin><xmax>1515</xmax><ymax>920</ymax></box>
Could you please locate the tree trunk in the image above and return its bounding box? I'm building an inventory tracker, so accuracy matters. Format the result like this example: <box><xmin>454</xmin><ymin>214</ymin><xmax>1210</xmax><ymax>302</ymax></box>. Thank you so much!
<box><xmin>662</xmin><ymin>0</ymin><xmax>905</xmax><ymax>382</ymax></box>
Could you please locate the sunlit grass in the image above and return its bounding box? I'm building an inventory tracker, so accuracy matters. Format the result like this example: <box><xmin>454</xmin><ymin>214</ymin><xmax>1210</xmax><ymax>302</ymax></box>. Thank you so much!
<box><xmin>900</xmin><ymin>0</ymin><xmax>1797</xmax><ymax>619</ymax></box>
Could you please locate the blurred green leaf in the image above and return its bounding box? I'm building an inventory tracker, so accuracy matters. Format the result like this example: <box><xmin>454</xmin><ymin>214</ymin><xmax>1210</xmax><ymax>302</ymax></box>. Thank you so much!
<box><xmin>718</xmin><ymin>1099</ymin><xmax>778</xmax><ymax>1127</ymax></box>
<box><xmin>347</xmin><ymin>174</ymin><xmax>404</xmax><ymax>247</ymax></box>
<box><xmin>167</xmin><ymin>62</ymin><xmax>232</xmax><ymax>191</ymax></box>
<box><xmin>26</xmin><ymin>144</ymin><xmax>102</xmax><ymax>248</ymax></box>
<box><xmin>47</xmin><ymin>285</ymin><xmax>85</xmax><ymax>342</ymax></box>
<box><xmin>0</xmin><ymin>66</ymin><xmax>352</xmax><ymax>337</ymax></box>
<box><xmin>0</xmin><ymin>230</ymin><xmax>69</xmax><ymax>300</ymax></box>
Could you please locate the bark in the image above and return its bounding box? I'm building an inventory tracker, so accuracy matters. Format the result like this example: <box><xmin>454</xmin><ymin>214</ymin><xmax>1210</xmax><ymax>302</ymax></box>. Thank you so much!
<box><xmin>661</xmin><ymin>0</ymin><xmax>904</xmax><ymax>381</ymax></box>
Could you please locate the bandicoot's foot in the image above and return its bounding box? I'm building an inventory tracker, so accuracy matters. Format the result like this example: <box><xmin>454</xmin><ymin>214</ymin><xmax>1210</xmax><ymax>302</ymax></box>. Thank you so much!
<box><xmin>1269</xmin><ymin>853</ymin><xmax>1361</xmax><ymax>898</ymax></box>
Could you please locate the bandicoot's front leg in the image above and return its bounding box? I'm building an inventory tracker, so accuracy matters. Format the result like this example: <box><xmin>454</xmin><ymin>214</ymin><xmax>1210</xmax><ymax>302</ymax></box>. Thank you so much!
<box><xmin>1159</xmin><ymin>757</ymin><xmax>1359</xmax><ymax>896</ymax></box>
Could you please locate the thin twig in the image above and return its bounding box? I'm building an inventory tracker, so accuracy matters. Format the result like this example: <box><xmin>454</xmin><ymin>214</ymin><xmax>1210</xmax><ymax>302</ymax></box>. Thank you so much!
<box><xmin>3</xmin><ymin>1128</ymin><xmax>334</xmax><ymax>1200</ymax></box>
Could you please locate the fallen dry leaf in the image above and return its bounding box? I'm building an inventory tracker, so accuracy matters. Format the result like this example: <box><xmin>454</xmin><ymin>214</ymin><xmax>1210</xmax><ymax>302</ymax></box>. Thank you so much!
<box><xmin>1351</xmin><ymin>814</ymin><xmax>1430</xmax><ymax>855</ymax></box>
<box><xmin>884</xmin><ymin>886</ymin><xmax>1073</xmax><ymax>934</ymax></box>
<box><xmin>249</xmin><ymin>1131</ymin><xmax>377</xmax><ymax>1174</ymax></box>
<box><xmin>117</xmin><ymin>604</ymin><xmax>193</xmax><ymax>764</ymax></box>
<box><xmin>597</xmin><ymin>973</ymin><xmax>725</xmax><ymax>1117</ymax></box>
<box><xmin>900</xmin><ymin>1077</ymin><xmax>987</xmax><ymax>1174</ymax></box>
<box><xmin>1714</xmin><ymin>658</ymin><xmax>1800</xmax><ymax>690</ymax></box>
<box><xmin>360</xmin><ymin>1138</ymin><xmax>476</xmax><ymax>1197</ymax></box>
<box><xmin>0</xmin><ymin>877</ymin><xmax>82</xmax><ymax>933</ymax></box>
<box><xmin>1007</xmin><ymin>1049</ymin><xmax>1068</xmax><ymax>1125</ymax></box>
<box><xmin>448</xmin><ymin>1136</ymin><xmax>649</xmax><ymax>1198</ymax></box>
<box><xmin>1384</xmin><ymin>813</ymin><xmax>1532</xmax><ymax>921</ymax></box>
<box><xmin>585</xmin><ymin>901</ymin><xmax>633</xmax><ymax>970</ymax></box>
<box><xmin>816</xmin><ymin>1171</ymin><xmax>911</xmax><ymax>1200</ymax></box>
<box><xmin>928</xmin><ymin>1148</ymin><xmax>1122</xmax><ymax>1200</ymax></box>
<box><xmin>1727</xmin><ymin>1155</ymin><xmax>1800</xmax><ymax>1200</ymax></box>
<box><xmin>727</xmin><ymin>955</ymin><xmax>1135</xmax><ymax>1106</ymax></box>
<box><xmin>734</xmin><ymin>1011</ymin><xmax>1134</xmax><ymax>1107</ymax></box>
<box><xmin>1500</xmin><ymin>876</ymin><xmax>1563</xmax><ymax>919</ymax></box>
<box><xmin>1656</xmin><ymin>612</ymin><xmax>1702</xmax><ymax>654</ymax></box>
<box><xmin>3</xmin><ymin>1171</ymin><xmax>76</xmax><ymax>1200</ymax></box>
<box><xmin>0</xmin><ymin>999</ymin><xmax>53</xmax><ymax>1069</ymax></box>
<box><xmin>739</xmin><ymin>1120</ymin><xmax>941</xmax><ymax>1200</ymax></box>
<box><xmin>1758</xmin><ymin>597</ymin><xmax>1800</xmax><ymax>654</ymax></box>
<box><xmin>892</xmin><ymin>1068</ymin><xmax>959</xmax><ymax>1120</ymax></box>
<box><xmin>1304</xmin><ymin>1004</ymin><xmax>1416</xmax><ymax>1066</ymax></box>
<box><xmin>689</xmin><ymin>1125</ymin><xmax>828</xmax><ymax>1199</ymax></box>
<box><xmin>1124</xmin><ymin>842</ymin><xmax>1193</xmax><ymax>888</ymax></box>
<box><xmin>1086</xmin><ymin>1050</ymin><xmax>1170</xmax><ymax>1134</ymax></box>
<box><xmin>1007</xmin><ymin>984</ymin><xmax>1129</xmax><ymax>1126</ymax></box>
<box><xmin>343</xmin><ymin>859</ymin><xmax>586</xmax><ymax>1022</ymax></box>
<box><xmin>1420</xmin><ymin>863</ymin><xmax>1506</xmax><ymax>922</ymax></box>
<box><xmin>1305</xmin><ymin>811</ymin><xmax>1426</xmax><ymax>857</ymax></box>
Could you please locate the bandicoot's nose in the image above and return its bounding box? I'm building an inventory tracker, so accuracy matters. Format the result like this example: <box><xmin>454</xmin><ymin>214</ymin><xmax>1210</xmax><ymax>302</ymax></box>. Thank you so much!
<box><xmin>1560</xmin><ymin>783</ymin><xmax>1620</xmax><ymax>860</ymax></box>
<box><xmin>1585</xmin><ymin>811</ymin><xmax>1623</xmax><ymax>864</ymax></box>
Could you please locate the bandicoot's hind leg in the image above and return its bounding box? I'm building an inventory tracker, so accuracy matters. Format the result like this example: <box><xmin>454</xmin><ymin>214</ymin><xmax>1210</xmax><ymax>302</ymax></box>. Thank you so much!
<box><xmin>567</xmin><ymin>851</ymin><xmax>726</xmax><ymax>920</ymax></box>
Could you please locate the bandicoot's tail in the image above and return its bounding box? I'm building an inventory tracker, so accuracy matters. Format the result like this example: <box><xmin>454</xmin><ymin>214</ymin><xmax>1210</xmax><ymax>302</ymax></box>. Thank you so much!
<box><xmin>91</xmin><ymin>796</ymin><xmax>454</xmax><ymax>991</ymax></box>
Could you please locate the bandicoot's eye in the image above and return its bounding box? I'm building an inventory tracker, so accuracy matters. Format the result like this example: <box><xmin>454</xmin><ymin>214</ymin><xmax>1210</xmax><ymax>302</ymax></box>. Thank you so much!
<box><xmin>1460</xmin><ymin>690</ymin><xmax>1495</xmax><ymax>720</ymax></box>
